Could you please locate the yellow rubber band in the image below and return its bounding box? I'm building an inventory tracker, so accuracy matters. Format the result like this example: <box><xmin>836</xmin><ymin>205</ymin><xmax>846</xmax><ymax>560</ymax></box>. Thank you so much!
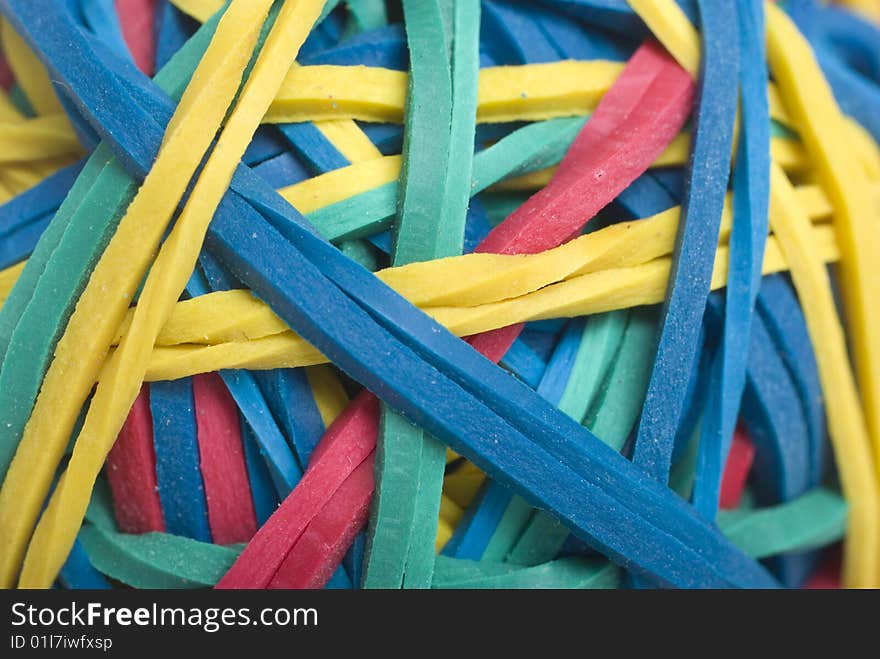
<box><xmin>136</xmin><ymin>221</ymin><xmax>841</xmax><ymax>382</ymax></box>
<box><xmin>305</xmin><ymin>364</ymin><xmax>351</xmax><ymax>429</ymax></box>
<box><xmin>0</xmin><ymin>115</ymin><xmax>83</xmax><ymax>164</ymax></box>
<box><xmin>0</xmin><ymin>0</ymin><xmax>275</xmax><ymax>588</ymax></box>
<box><xmin>767</xmin><ymin>2</ymin><xmax>880</xmax><ymax>491</ymax></box>
<box><xmin>768</xmin><ymin>162</ymin><xmax>879</xmax><ymax>588</ymax></box>
<box><xmin>0</xmin><ymin>18</ymin><xmax>67</xmax><ymax>117</ymax></box>
<box><xmin>108</xmin><ymin>181</ymin><xmax>839</xmax><ymax>350</ymax></box>
<box><xmin>314</xmin><ymin>119</ymin><xmax>383</xmax><ymax>163</ymax></box>
<box><xmin>279</xmin><ymin>154</ymin><xmax>400</xmax><ymax>213</ymax></box>
<box><xmin>18</xmin><ymin>0</ymin><xmax>326</xmax><ymax>589</ymax></box>
<box><xmin>169</xmin><ymin>0</ymin><xmax>226</xmax><ymax>23</ymax></box>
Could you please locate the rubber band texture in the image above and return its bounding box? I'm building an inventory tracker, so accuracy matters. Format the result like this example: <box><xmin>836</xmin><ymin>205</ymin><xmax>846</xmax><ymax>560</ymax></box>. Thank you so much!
<box><xmin>4</xmin><ymin>0</ymin><xmax>876</xmax><ymax>587</ymax></box>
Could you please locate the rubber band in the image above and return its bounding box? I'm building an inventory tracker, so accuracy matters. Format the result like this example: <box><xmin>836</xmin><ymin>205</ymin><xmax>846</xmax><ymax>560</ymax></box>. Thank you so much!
<box><xmin>692</xmin><ymin>0</ymin><xmax>770</xmax><ymax>521</ymax></box>
<box><xmin>132</xmin><ymin>223</ymin><xmax>841</xmax><ymax>381</ymax></box>
<box><xmin>255</xmin><ymin>369</ymin><xmax>324</xmax><ymax>466</ymax></box>
<box><xmin>150</xmin><ymin>378</ymin><xmax>211</xmax><ymax>543</ymax></box>
<box><xmin>240</xmin><ymin>419</ymin><xmax>279</xmax><ymax>527</ymax></box>
<box><xmin>767</xmin><ymin>3</ymin><xmax>880</xmax><ymax>474</ymax></box>
<box><xmin>765</xmin><ymin>161</ymin><xmax>878</xmax><ymax>587</ymax></box>
<box><xmin>105</xmin><ymin>384</ymin><xmax>165</xmax><ymax>534</ymax></box>
<box><xmin>115</xmin><ymin>0</ymin><xmax>158</xmax><ymax>75</ymax></box>
<box><xmin>756</xmin><ymin>276</ymin><xmax>826</xmax><ymax>486</ymax></box>
<box><xmin>78</xmin><ymin>524</ymin><xmax>240</xmax><ymax>589</ymax></box>
<box><xmin>364</xmin><ymin>0</ymin><xmax>474</xmax><ymax>591</ymax></box>
<box><xmin>117</xmin><ymin>185</ymin><xmax>836</xmax><ymax>352</ymax></box>
<box><xmin>193</xmin><ymin>372</ymin><xmax>257</xmax><ymax>544</ymax></box>
<box><xmin>631</xmin><ymin>1</ymin><xmax>738</xmax><ymax>496</ymax></box>
<box><xmin>268</xmin><ymin>455</ymin><xmax>373</xmax><ymax>589</ymax></box>
<box><xmin>267</xmin><ymin>60</ymin><xmax>621</xmax><ymax>125</ymax></box>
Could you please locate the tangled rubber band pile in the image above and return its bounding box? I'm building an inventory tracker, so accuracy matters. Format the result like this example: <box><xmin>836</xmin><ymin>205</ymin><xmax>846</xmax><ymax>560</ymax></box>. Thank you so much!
<box><xmin>0</xmin><ymin>0</ymin><xmax>878</xmax><ymax>590</ymax></box>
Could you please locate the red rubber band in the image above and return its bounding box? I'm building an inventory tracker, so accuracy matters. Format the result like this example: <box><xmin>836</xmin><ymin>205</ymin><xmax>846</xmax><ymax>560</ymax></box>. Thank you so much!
<box><xmin>106</xmin><ymin>385</ymin><xmax>165</xmax><ymax>534</ymax></box>
<box><xmin>215</xmin><ymin>392</ymin><xmax>379</xmax><ymax>589</ymax></box>
<box><xmin>115</xmin><ymin>0</ymin><xmax>157</xmax><ymax>76</ymax></box>
<box><xmin>719</xmin><ymin>426</ymin><xmax>755</xmax><ymax>510</ymax></box>
<box><xmin>193</xmin><ymin>373</ymin><xmax>257</xmax><ymax>545</ymax></box>
<box><xmin>268</xmin><ymin>454</ymin><xmax>375</xmax><ymax>589</ymax></box>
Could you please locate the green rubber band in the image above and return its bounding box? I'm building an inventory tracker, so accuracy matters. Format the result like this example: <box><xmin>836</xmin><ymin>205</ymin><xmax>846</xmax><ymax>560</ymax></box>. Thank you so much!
<box><xmin>345</xmin><ymin>0</ymin><xmax>388</xmax><ymax>32</ymax></box>
<box><xmin>480</xmin><ymin>494</ymin><xmax>532</xmax><ymax>562</ymax></box>
<box><xmin>717</xmin><ymin>487</ymin><xmax>847</xmax><ymax>559</ymax></box>
<box><xmin>0</xmin><ymin>151</ymin><xmax>108</xmax><ymax>365</ymax></box>
<box><xmin>557</xmin><ymin>311</ymin><xmax>630</xmax><ymax>425</ymax></box>
<box><xmin>505</xmin><ymin>513</ymin><xmax>569</xmax><ymax>567</ymax></box>
<box><xmin>79</xmin><ymin>525</ymin><xmax>241</xmax><ymax>589</ymax></box>
<box><xmin>339</xmin><ymin>239</ymin><xmax>381</xmax><ymax>272</ymax></box>
<box><xmin>362</xmin><ymin>410</ymin><xmax>425</xmax><ymax>588</ymax></box>
<box><xmin>401</xmin><ymin>0</ymin><xmax>481</xmax><ymax>591</ymax></box>
<box><xmin>432</xmin><ymin>556</ymin><xmax>620</xmax><ymax>589</ymax></box>
<box><xmin>365</xmin><ymin>0</ymin><xmax>474</xmax><ymax>590</ymax></box>
<box><xmin>585</xmin><ymin>307</ymin><xmax>658</xmax><ymax>450</ymax></box>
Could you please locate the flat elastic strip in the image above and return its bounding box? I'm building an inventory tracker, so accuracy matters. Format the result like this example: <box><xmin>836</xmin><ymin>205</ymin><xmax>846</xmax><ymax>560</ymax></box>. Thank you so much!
<box><xmin>125</xmin><ymin>187</ymin><xmax>834</xmax><ymax>350</ymax></box>
<box><xmin>79</xmin><ymin>524</ymin><xmax>240</xmax><ymax>589</ymax></box>
<box><xmin>254</xmin><ymin>369</ymin><xmax>320</xmax><ymax>468</ymax></box>
<box><xmin>266</xmin><ymin>60</ymin><xmax>622</xmax><ymax>124</ymax></box>
<box><xmin>766</xmin><ymin>3</ymin><xmax>880</xmax><ymax>486</ymax></box>
<box><xmin>18</xmin><ymin>0</ymin><xmax>324</xmax><ymax>588</ymax></box>
<box><xmin>766</xmin><ymin>162</ymin><xmax>879</xmax><ymax>587</ymax></box>
<box><xmin>139</xmin><ymin>223</ymin><xmax>841</xmax><ymax>381</ymax></box>
<box><xmin>193</xmin><ymin>373</ymin><xmax>257</xmax><ymax>544</ymax></box>
<box><xmin>0</xmin><ymin>115</ymin><xmax>81</xmax><ymax>163</ymax></box>
<box><xmin>105</xmin><ymin>384</ymin><xmax>165</xmax><ymax>534</ymax></box>
<box><xmin>363</xmin><ymin>0</ymin><xmax>464</xmax><ymax>590</ymax></box>
<box><xmin>265</xmin><ymin>60</ymin><xmax>793</xmax><ymax>127</ymax></box>
<box><xmin>692</xmin><ymin>0</ymin><xmax>770</xmax><ymax>520</ymax></box>
<box><xmin>0</xmin><ymin>18</ymin><xmax>67</xmax><ymax>116</ymax></box>
<box><xmin>631</xmin><ymin>0</ymin><xmax>738</xmax><ymax>489</ymax></box>
<box><xmin>0</xmin><ymin>0</ymin><xmax>274</xmax><ymax>588</ymax></box>
<box><xmin>150</xmin><ymin>378</ymin><xmax>211</xmax><ymax>542</ymax></box>
<box><xmin>432</xmin><ymin>556</ymin><xmax>620</xmax><ymax>589</ymax></box>
<box><xmin>269</xmin><ymin>455</ymin><xmax>374</xmax><ymax>589</ymax></box>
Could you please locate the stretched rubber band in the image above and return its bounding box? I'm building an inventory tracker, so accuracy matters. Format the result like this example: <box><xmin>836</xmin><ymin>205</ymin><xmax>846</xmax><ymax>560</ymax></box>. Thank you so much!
<box><xmin>193</xmin><ymin>372</ymin><xmax>257</xmax><ymax>544</ymax></box>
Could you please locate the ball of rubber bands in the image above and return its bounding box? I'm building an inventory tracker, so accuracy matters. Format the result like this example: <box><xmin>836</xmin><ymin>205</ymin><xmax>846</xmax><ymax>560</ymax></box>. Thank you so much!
<box><xmin>0</xmin><ymin>0</ymin><xmax>878</xmax><ymax>590</ymax></box>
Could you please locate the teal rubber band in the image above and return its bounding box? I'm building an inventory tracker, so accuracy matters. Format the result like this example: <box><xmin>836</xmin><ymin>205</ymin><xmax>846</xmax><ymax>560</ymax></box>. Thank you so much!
<box><xmin>365</xmin><ymin>0</ymin><xmax>469</xmax><ymax>590</ymax></box>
